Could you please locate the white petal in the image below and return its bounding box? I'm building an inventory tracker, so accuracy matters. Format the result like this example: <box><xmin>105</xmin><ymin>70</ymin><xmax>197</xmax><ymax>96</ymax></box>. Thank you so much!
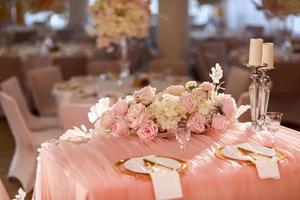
<box><xmin>81</xmin><ymin>125</ymin><xmax>87</xmax><ymax>132</ymax></box>
<box><xmin>235</xmin><ymin>105</ymin><xmax>251</xmax><ymax>119</ymax></box>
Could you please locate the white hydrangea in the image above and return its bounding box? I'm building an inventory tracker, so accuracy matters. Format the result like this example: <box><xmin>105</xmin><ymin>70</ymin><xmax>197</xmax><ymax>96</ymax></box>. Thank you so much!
<box><xmin>209</xmin><ymin>63</ymin><xmax>223</xmax><ymax>84</ymax></box>
<box><xmin>148</xmin><ymin>94</ymin><xmax>186</xmax><ymax>130</ymax></box>
<box><xmin>88</xmin><ymin>97</ymin><xmax>110</xmax><ymax>123</ymax></box>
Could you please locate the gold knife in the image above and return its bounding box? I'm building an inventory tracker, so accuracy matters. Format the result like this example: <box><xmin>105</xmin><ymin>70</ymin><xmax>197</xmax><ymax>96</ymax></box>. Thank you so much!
<box><xmin>237</xmin><ymin>147</ymin><xmax>273</xmax><ymax>159</ymax></box>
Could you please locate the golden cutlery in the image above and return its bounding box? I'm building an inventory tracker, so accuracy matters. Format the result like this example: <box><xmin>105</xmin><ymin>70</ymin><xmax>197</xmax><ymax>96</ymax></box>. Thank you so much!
<box><xmin>143</xmin><ymin>159</ymin><xmax>174</xmax><ymax>171</ymax></box>
<box><xmin>237</xmin><ymin>147</ymin><xmax>257</xmax><ymax>162</ymax></box>
<box><xmin>237</xmin><ymin>147</ymin><xmax>273</xmax><ymax>159</ymax></box>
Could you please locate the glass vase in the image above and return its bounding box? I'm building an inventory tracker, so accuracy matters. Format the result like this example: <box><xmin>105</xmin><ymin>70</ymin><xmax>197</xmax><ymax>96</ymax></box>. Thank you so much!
<box><xmin>119</xmin><ymin>37</ymin><xmax>130</xmax><ymax>79</ymax></box>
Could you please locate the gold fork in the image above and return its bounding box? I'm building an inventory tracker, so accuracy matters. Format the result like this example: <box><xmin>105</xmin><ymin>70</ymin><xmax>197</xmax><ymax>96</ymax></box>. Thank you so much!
<box><xmin>237</xmin><ymin>147</ymin><xmax>257</xmax><ymax>162</ymax></box>
<box><xmin>143</xmin><ymin>159</ymin><xmax>174</xmax><ymax>171</ymax></box>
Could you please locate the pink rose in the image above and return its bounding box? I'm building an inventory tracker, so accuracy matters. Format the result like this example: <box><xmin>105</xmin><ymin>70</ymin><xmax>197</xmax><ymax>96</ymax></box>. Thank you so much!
<box><xmin>211</xmin><ymin>114</ymin><xmax>229</xmax><ymax>133</ymax></box>
<box><xmin>220</xmin><ymin>96</ymin><xmax>237</xmax><ymax>118</ymax></box>
<box><xmin>95</xmin><ymin>110</ymin><xmax>115</xmax><ymax>129</ymax></box>
<box><xmin>188</xmin><ymin>114</ymin><xmax>206</xmax><ymax>134</ymax></box>
<box><xmin>112</xmin><ymin>99</ymin><xmax>128</xmax><ymax>117</ymax></box>
<box><xmin>136</xmin><ymin>119</ymin><xmax>158</xmax><ymax>141</ymax></box>
<box><xmin>163</xmin><ymin>85</ymin><xmax>185</xmax><ymax>96</ymax></box>
<box><xmin>111</xmin><ymin>118</ymin><xmax>130</xmax><ymax>137</ymax></box>
<box><xmin>180</xmin><ymin>94</ymin><xmax>197</xmax><ymax>113</ymax></box>
<box><xmin>192</xmin><ymin>87</ymin><xmax>206</xmax><ymax>97</ymax></box>
<box><xmin>134</xmin><ymin>86</ymin><xmax>156</xmax><ymax>105</ymax></box>
<box><xmin>125</xmin><ymin>103</ymin><xmax>148</xmax><ymax>129</ymax></box>
<box><xmin>199</xmin><ymin>82</ymin><xmax>215</xmax><ymax>92</ymax></box>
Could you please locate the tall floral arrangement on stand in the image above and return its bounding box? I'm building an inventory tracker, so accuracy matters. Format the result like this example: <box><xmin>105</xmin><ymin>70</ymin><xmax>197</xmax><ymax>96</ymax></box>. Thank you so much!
<box><xmin>87</xmin><ymin>0</ymin><xmax>152</xmax><ymax>49</ymax></box>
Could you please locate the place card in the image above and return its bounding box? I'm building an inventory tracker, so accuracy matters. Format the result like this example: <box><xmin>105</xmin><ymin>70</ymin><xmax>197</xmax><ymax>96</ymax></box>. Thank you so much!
<box><xmin>149</xmin><ymin>169</ymin><xmax>183</xmax><ymax>200</ymax></box>
<box><xmin>255</xmin><ymin>159</ymin><xmax>280</xmax><ymax>179</ymax></box>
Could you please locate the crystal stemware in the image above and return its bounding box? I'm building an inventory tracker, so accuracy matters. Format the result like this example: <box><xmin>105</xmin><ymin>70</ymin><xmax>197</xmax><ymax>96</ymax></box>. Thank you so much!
<box><xmin>174</xmin><ymin>120</ymin><xmax>191</xmax><ymax>151</ymax></box>
<box><xmin>265</xmin><ymin>112</ymin><xmax>283</xmax><ymax>147</ymax></box>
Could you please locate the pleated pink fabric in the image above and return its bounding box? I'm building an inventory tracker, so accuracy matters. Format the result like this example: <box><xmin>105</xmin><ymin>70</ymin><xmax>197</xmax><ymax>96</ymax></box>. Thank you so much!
<box><xmin>33</xmin><ymin>123</ymin><xmax>300</xmax><ymax>200</ymax></box>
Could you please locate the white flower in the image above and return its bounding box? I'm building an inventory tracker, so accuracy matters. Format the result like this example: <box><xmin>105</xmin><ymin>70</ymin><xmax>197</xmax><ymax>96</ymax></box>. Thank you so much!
<box><xmin>125</xmin><ymin>95</ymin><xmax>135</xmax><ymax>103</ymax></box>
<box><xmin>235</xmin><ymin>105</ymin><xmax>251</xmax><ymax>119</ymax></box>
<box><xmin>60</xmin><ymin>125</ymin><xmax>92</xmax><ymax>142</ymax></box>
<box><xmin>148</xmin><ymin>94</ymin><xmax>186</xmax><ymax>130</ymax></box>
<box><xmin>13</xmin><ymin>188</ymin><xmax>26</xmax><ymax>200</ymax></box>
<box><xmin>88</xmin><ymin>97</ymin><xmax>110</xmax><ymax>123</ymax></box>
<box><xmin>209</xmin><ymin>63</ymin><xmax>223</xmax><ymax>84</ymax></box>
<box><xmin>185</xmin><ymin>81</ymin><xmax>198</xmax><ymax>90</ymax></box>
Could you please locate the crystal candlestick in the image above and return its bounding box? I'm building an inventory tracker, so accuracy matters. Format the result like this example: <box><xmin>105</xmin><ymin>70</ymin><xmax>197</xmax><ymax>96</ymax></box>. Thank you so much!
<box><xmin>245</xmin><ymin>64</ymin><xmax>264</xmax><ymax>130</ymax></box>
<box><xmin>258</xmin><ymin>68</ymin><xmax>271</xmax><ymax>128</ymax></box>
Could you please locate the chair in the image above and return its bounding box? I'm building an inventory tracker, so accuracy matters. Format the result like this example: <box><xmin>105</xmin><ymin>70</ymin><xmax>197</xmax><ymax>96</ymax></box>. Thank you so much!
<box><xmin>148</xmin><ymin>58</ymin><xmax>189</xmax><ymax>76</ymax></box>
<box><xmin>87</xmin><ymin>60</ymin><xmax>120</xmax><ymax>75</ymax></box>
<box><xmin>0</xmin><ymin>56</ymin><xmax>23</xmax><ymax>117</ymax></box>
<box><xmin>1</xmin><ymin>77</ymin><xmax>60</xmax><ymax>131</ymax></box>
<box><xmin>0</xmin><ymin>178</ymin><xmax>9</xmax><ymax>200</ymax></box>
<box><xmin>196</xmin><ymin>40</ymin><xmax>227</xmax><ymax>81</ymax></box>
<box><xmin>0</xmin><ymin>55</ymin><xmax>23</xmax><ymax>86</ymax></box>
<box><xmin>225</xmin><ymin>66</ymin><xmax>251</xmax><ymax>101</ymax></box>
<box><xmin>27</xmin><ymin>66</ymin><xmax>62</xmax><ymax>116</ymax></box>
<box><xmin>267</xmin><ymin>61</ymin><xmax>300</xmax><ymax>125</ymax></box>
<box><xmin>245</xmin><ymin>25</ymin><xmax>264</xmax><ymax>38</ymax></box>
<box><xmin>0</xmin><ymin>92</ymin><xmax>63</xmax><ymax>192</ymax></box>
<box><xmin>224</xmin><ymin>37</ymin><xmax>247</xmax><ymax>53</ymax></box>
<box><xmin>57</xmin><ymin>92</ymin><xmax>92</xmax><ymax>130</ymax></box>
<box><xmin>52</xmin><ymin>55</ymin><xmax>87</xmax><ymax>80</ymax></box>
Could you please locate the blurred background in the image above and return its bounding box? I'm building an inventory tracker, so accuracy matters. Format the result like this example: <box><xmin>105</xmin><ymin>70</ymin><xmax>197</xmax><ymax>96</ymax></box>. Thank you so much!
<box><xmin>0</xmin><ymin>0</ymin><xmax>300</xmax><ymax>198</ymax></box>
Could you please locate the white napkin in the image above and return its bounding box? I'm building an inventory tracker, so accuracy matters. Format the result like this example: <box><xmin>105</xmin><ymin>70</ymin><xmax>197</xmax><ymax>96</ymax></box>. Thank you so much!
<box><xmin>149</xmin><ymin>169</ymin><xmax>183</xmax><ymax>200</ymax></box>
<box><xmin>255</xmin><ymin>159</ymin><xmax>281</xmax><ymax>179</ymax></box>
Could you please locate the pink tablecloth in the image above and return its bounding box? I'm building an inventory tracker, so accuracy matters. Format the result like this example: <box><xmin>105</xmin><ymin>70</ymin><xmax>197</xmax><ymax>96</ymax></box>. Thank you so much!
<box><xmin>33</xmin><ymin>123</ymin><xmax>300</xmax><ymax>200</ymax></box>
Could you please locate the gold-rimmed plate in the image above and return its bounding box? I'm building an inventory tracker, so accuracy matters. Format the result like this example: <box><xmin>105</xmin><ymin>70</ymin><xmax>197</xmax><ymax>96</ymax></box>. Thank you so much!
<box><xmin>215</xmin><ymin>146</ymin><xmax>287</xmax><ymax>164</ymax></box>
<box><xmin>115</xmin><ymin>156</ymin><xmax>188</xmax><ymax>178</ymax></box>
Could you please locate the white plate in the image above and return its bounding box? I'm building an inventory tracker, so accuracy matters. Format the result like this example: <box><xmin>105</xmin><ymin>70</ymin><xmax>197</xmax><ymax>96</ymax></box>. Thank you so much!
<box><xmin>123</xmin><ymin>156</ymin><xmax>182</xmax><ymax>174</ymax></box>
<box><xmin>221</xmin><ymin>144</ymin><xmax>277</xmax><ymax>161</ymax></box>
<box><xmin>221</xmin><ymin>146</ymin><xmax>249</xmax><ymax>161</ymax></box>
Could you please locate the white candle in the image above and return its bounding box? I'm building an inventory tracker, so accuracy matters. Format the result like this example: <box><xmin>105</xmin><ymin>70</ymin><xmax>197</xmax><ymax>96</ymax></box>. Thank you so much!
<box><xmin>248</xmin><ymin>38</ymin><xmax>263</xmax><ymax>66</ymax></box>
<box><xmin>262</xmin><ymin>42</ymin><xmax>274</xmax><ymax>69</ymax></box>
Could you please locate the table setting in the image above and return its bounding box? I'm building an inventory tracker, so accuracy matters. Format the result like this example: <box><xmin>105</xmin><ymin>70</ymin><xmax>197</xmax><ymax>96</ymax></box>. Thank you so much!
<box><xmin>32</xmin><ymin>38</ymin><xmax>300</xmax><ymax>199</ymax></box>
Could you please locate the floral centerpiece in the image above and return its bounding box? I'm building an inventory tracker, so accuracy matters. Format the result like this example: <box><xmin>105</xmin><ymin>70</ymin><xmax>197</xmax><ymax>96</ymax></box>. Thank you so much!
<box><xmin>87</xmin><ymin>0</ymin><xmax>151</xmax><ymax>49</ymax></box>
<box><xmin>59</xmin><ymin>64</ymin><xmax>249</xmax><ymax>143</ymax></box>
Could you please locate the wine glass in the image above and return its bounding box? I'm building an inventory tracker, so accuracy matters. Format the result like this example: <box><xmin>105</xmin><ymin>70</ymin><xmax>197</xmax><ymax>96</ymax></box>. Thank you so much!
<box><xmin>265</xmin><ymin>112</ymin><xmax>283</xmax><ymax>147</ymax></box>
<box><xmin>174</xmin><ymin>121</ymin><xmax>191</xmax><ymax>151</ymax></box>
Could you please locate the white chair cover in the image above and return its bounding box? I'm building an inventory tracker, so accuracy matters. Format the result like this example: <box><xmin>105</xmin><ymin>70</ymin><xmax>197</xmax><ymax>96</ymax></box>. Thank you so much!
<box><xmin>225</xmin><ymin>66</ymin><xmax>250</xmax><ymax>101</ymax></box>
<box><xmin>0</xmin><ymin>92</ymin><xmax>63</xmax><ymax>192</ymax></box>
<box><xmin>1</xmin><ymin>77</ymin><xmax>60</xmax><ymax>131</ymax></box>
<box><xmin>27</xmin><ymin>66</ymin><xmax>62</xmax><ymax>116</ymax></box>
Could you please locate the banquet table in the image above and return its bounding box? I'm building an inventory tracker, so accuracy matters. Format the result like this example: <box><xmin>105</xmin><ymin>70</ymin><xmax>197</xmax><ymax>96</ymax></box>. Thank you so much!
<box><xmin>54</xmin><ymin>74</ymin><xmax>189</xmax><ymax>130</ymax></box>
<box><xmin>33</xmin><ymin>123</ymin><xmax>300</xmax><ymax>200</ymax></box>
